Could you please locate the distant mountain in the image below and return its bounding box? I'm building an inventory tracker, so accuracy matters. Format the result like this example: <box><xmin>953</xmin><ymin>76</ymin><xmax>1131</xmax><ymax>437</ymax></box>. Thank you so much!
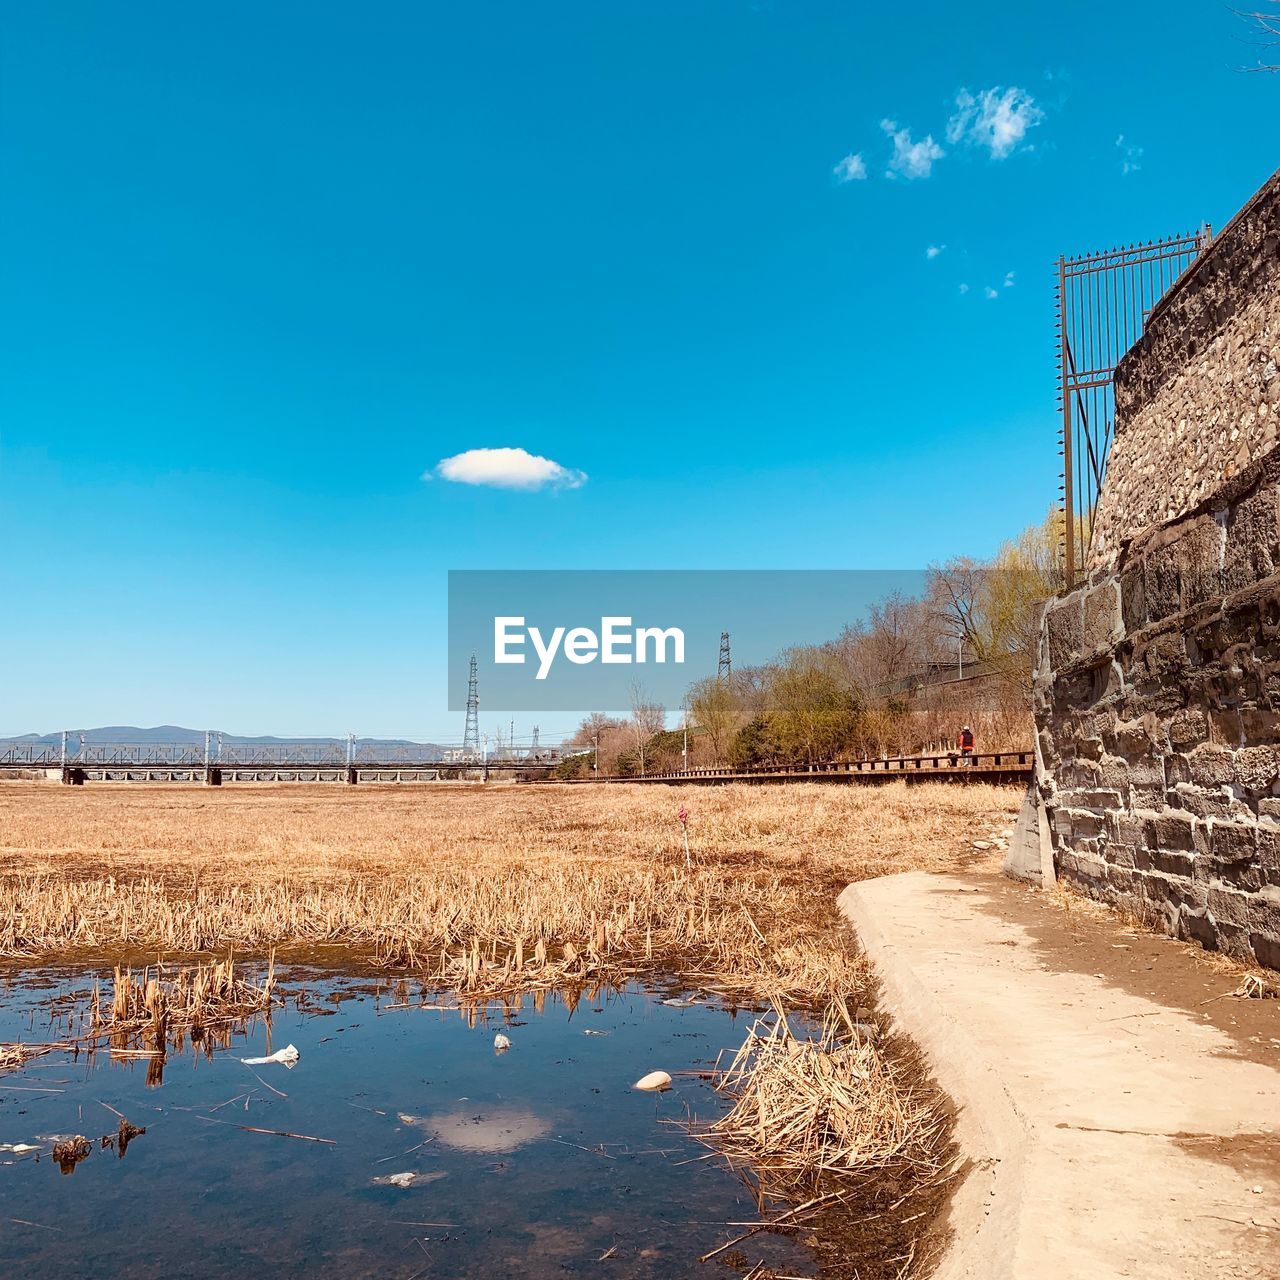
<box><xmin>0</xmin><ymin>726</ymin><xmax>446</xmax><ymax>753</ymax></box>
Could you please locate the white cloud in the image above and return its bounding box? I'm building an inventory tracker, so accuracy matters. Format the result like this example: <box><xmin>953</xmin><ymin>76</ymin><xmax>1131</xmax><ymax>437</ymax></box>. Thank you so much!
<box><xmin>1115</xmin><ymin>134</ymin><xmax>1143</xmax><ymax>175</ymax></box>
<box><xmin>429</xmin><ymin>447</ymin><xmax>587</xmax><ymax>492</ymax></box>
<box><xmin>984</xmin><ymin>286</ymin><xmax>999</xmax><ymax>300</ymax></box>
<box><xmin>926</xmin><ymin>244</ymin><xmax>946</xmax><ymax>259</ymax></box>
<box><xmin>832</xmin><ymin>152</ymin><xmax>867</xmax><ymax>183</ymax></box>
<box><xmin>880</xmin><ymin>119</ymin><xmax>945</xmax><ymax>180</ymax></box>
<box><xmin>946</xmin><ymin>86</ymin><xmax>1043</xmax><ymax>159</ymax></box>
<box><xmin>959</xmin><ymin>283</ymin><xmax>969</xmax><ymax>294</ymax></box>
<box><xmin>1003</xmin><ymin>270</ymin><xmax>1016</xmax><ymax>288</ymax></box>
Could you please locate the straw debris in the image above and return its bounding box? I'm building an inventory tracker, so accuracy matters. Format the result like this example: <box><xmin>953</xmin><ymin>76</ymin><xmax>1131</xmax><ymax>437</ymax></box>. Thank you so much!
<box><xmin>705</xmin><ymin>999</ymin><xmax>945</xmax><ymax>1195</ymax></box>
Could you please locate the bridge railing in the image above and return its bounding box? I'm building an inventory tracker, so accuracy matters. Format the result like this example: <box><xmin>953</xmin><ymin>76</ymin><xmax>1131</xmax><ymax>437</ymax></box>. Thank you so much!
<box><xmin>602</xmin><ymin>750</ymin><xmax>1033</xmax><ymax>781</ymax></box>
<box><xmin>0</xmin><ymin>741</ymin><xmax>570</xmax><ymax>770</ymax></box>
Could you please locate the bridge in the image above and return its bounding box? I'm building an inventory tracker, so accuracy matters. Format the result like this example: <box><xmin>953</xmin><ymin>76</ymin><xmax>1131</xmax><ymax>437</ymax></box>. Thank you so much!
<box><xmin>0</xmin><ymin>740</ymin><xmax>575</xmax><ymax>785</ymax></box>
<box><xmin>580</xmin><ymin>751</ymin><xmax>1034</xmax><ymax>786</ymax></box>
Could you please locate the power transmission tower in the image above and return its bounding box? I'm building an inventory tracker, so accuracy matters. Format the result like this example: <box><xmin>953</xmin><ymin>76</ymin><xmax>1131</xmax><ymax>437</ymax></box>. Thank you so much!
<box><xmin>717</xmin><ymin>631</ymin><xmax>732</xmax><ymax>680</ymax></box>
<box><xmin>463</xmin><ymin>654</ymin><xmax>480</xmax><ymax>755</ymax></box>
<box><xmin>530</xmin><ymin>725</ymin><xmax>540</xmax><ymax>758</ymax></box>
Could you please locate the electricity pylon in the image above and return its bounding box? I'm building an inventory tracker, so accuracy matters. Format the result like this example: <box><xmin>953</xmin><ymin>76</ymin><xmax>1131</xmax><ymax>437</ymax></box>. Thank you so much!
<box><xmin>463</xmin><ymin>654</ymin><xmax>480</xmax><ymax>755</ymax></box>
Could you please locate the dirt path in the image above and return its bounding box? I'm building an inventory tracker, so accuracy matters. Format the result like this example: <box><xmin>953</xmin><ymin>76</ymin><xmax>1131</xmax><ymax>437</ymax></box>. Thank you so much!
<box><xmin>840</xmin><ymin>870</ymin><xmax>1280</xmax><ymax>1280</ymax></box>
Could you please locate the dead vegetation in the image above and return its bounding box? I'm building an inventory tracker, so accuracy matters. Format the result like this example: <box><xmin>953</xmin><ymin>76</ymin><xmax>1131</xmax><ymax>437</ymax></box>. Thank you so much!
<box><xmin>89</xmin><ymin>952</ymin><xmax>277</xmax><ymax>1047</ymax></box>
<box><xmin>0</xmin><ymin>781</ymin><xmax>1017</xmax><ymax>988</ymax></box>
<box><xmin>706</xmin><ymin>999</ymin><xmax>945</xmax><ymax>1193</ymax></box>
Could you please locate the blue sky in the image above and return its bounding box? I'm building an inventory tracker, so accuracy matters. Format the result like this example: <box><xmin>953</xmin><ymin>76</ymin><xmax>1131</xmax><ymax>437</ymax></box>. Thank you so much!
<box><xmin>2</xmin><ymin>1</ymin><xmax>1275</xmax><ymax>740</ymax></box>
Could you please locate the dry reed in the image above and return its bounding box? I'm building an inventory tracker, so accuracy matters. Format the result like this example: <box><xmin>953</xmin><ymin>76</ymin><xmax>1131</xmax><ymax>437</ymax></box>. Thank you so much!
<box><xmin>0</xmin><ymin>782</ymin><xmax>1018</xmax><ymax>1002</ymax></box>
<box><xmin>705</xmin><ymin>998</ymin><xmax>945</xmax><ymax>1194</ymax></box>
<box><xmin>87</xmin><ymin>951</ymin><xmax>276</xmax><ymax>1048</ymax></box>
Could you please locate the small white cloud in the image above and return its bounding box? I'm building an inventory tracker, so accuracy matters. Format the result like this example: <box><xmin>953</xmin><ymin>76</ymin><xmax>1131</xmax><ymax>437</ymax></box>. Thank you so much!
<box><xmin>984</xmin><ymin>286</ymin><xmax>999</xmax><ymax>300</ymax></box>
<box><xmin>1003</xmin><ymin>270</ymin><xmax>1016</xmax><ymax>288</ymax></box>
<box><xmin>926</xmin><ymin>244</ymin><xmax>946</xmax><ymax>259</ymax></box>
<box><xmin>947</xmin><ymin>86</ymin><xmax>1043</xmax><ymax>159</ymax></box>
<box><xmin>959</xmin><ymin>282</ymin><xmax>969</xmax><ymax>294</ymax></box>
<box><xmin>881</xmin><ymin>119</ymin><xmax>944</xmax><ymax>180</ymax></box>
<box><xmin>832</xmin><ymin>152</ymin><xmax>867</xmax><ymax>183</ymax></box>
<box><xmin>429</xmin><ymin>447</ymin><xmax>587</xmax><ymax>492</ymax></box>
<box><xmin>1115</xmin><ymin>134</ymin><xmax>1143</xmax><ymax>175</ymax></box>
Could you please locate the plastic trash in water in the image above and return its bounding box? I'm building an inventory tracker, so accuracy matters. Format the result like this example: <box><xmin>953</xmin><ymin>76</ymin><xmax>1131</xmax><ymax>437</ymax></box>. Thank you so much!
<box><xmin>633</xmin><ymin>1070</ymin><xmax>672</xmax><ymax>1092</ymax></box>
<box><xmin>241</xmin><ymin>1044</ymin><xmax>300</xmax><ymax>1069</ymax></box>
<box><xmin>372</xmin><ymin>1170</ymin><xmax>447</xmax><ymax>1189</ymax></box>
<box><xmin>493</xmin><ymin>1033</ymin><xmax>511</xmax><ymax>1053</ymax></box>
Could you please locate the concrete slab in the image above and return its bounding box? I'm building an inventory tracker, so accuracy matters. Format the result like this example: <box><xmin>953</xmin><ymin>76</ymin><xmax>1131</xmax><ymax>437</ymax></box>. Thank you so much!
<box><xmin>839</xmin><ymin>872</ymin><xmax>1280</xmax><ymax>1280</ymax></box>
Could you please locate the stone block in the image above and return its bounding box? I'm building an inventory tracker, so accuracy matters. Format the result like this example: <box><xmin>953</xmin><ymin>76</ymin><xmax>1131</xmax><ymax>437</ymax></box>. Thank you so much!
<box><xmin>1168</xmin><ymin>706</ymin><xmax>1208</xmax><ymax>750</ymax></box>
<box><xmin>1188</xmin><ymin>744</ymin><xmax>1235</xmax><ymax>786</ymax></box>
<box><xmin>1143</xmin><ymin>541</ymin><xmax>1183</xmax><ymax>622</ymax></box>
<box><xmin>1045</xmin><ymin>593</ymin><xmax>1085</xmax><ymax>673</ymax></box>
<box><xmin>1208</xmin><ymin>882</ymin><xmax>1253</xmax><ymax>927</ymax></box>
<box><xmin>1224</xmin><ymin>486</ymin><xmax>1280</xmax><ymax>593</ymax></box>
<box><xmin>1145</xmin><ymin>813</ymin><xmax>1197</xmax><ymax>852</ymax></box>
<box><xmin>1114</xmin><ymin>719</ymin><xmax>1160</xmax><ymax>760</ymax></box>
<box><xmin>1141</xmin><ymin>631</ymin><xmax>1189</xmax><ymax>683</ymax></box>
<box><xmin>1178</xmin><ymin>518</ymin><xmax>1226</xmax><ymax>608</ymax></box>
<box><xmin>1082</xmin><ymin>581</ymin><xmax>1123</xmax><ymax>654</ymax></box>
<box><xmin>1119</xmin><ymin>564</ymin><xmax>1147</xmax><ymax>633</ymax></box>
<box><xmin>1235</xmin><ymin>745</ymin><xmax>1280</xmax><ymax>794</ymax></box>
<box><xmin>1168</xmin><ymin>785</ymin><xmax>1236</xmax><ymax>820</ymax></box>
<box><xmin>1098</xmin><ymin>756</ymin><xmax>1133</xmax><ymax>790</ymax></box>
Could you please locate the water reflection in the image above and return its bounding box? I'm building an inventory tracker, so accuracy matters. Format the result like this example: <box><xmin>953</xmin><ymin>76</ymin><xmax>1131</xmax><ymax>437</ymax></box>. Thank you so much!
<box><xmin>0</xmin><ymin>967</ymin><xmax>815</xmax><ymax>1279</ymax></box>
<box><xmin>405</xmin><ymin>1106</ymin><xmax>553</xmax><ymax>1153</ymax></box>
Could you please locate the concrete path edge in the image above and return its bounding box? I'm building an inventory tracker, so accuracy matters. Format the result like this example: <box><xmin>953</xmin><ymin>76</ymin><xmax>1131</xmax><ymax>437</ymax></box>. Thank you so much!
<box><xmin>838</xmin><ymin>878</ymin><xmax>1030</xmax><ymax>1280</ymax></box>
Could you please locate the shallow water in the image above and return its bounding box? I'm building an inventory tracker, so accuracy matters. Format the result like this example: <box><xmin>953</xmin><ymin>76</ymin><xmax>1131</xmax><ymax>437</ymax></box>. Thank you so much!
<box><xmin>0</xmin><ymin>968</ymin><xmax>816</xmax><ymax>1278</ymax></box>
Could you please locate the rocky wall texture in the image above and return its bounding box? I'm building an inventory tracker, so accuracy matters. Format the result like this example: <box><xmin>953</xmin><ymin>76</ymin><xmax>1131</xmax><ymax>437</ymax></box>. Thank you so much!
<box><xmin>1036</xmin><ymin>452</ymin><xmax>1280</xmax><ymax>967</ymax></box>
<box><xmin>1089</xmin><ymin>169</ymin><xmax>1280</xmax><ymax>570</ymax></box>
<box><xmin>1037</xmin><ymin>169</ymin><xmax>1280</xmax><ymax>968</ymax></box>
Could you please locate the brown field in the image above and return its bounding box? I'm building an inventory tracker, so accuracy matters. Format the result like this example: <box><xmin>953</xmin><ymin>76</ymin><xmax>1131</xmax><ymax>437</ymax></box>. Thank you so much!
<box><xmin>0</xmin><ymin>780</ymin><xmax>1020</xmax><ymax>1000</ymax></box>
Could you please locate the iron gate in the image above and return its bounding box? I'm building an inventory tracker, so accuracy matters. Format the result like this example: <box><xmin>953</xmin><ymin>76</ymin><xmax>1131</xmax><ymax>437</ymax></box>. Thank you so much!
<box><xmin>1055</xmin><ymin>227</ymin><xmax>1213</xmax><ymax>583</ymax></box>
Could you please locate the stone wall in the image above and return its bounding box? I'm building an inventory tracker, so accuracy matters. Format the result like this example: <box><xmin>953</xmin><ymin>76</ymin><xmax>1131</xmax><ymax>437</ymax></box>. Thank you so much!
<box><xmin>1089</xmin><ymin>169</ymin><xmax>1280</xmax><ymax>570</ymax></box>
<box><xmin>1036</xmin><ymin>168</ymin><xmax>1280</xmax><ymax>968</ymax></box>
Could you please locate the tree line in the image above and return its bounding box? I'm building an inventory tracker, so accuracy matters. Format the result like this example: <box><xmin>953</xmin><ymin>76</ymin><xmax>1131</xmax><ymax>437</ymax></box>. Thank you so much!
<box><xmin>555</xmin><ymin>510</ymin><xmax>1065</xmax><ymax>778</ymax></box>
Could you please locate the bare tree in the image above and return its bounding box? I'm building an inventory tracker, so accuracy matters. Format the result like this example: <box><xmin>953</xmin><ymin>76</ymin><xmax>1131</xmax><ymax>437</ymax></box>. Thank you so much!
<box><xmin>570</xmin><ymin>712</ymin><xmax>626</xmax><ymax>776</ymax></box>
<box><xmin>1238</xmin><ymin>3</ymin><xmax>1280</xmax><ymax>70</ymax></box>
<box><xmin>628</xmin><ymin>686</ymin><xmax>666</xmax><ymax>775</ymax></box>
<box><xmin>926</xmin><ymin>558</ymin><xmax>989</xmax><ymax>668</ymax></box>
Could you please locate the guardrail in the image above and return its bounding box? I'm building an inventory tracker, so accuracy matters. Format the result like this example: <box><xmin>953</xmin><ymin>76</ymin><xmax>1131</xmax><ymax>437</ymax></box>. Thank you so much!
<box><xmin>0</xmin><ymin>742</ymin><xmax>563</xmax><ymax>770</ymax></box>
<box><xmin>577</xmin><ymin>751</ymin><xmax>1033</xmax><ymax>784</ymax></box>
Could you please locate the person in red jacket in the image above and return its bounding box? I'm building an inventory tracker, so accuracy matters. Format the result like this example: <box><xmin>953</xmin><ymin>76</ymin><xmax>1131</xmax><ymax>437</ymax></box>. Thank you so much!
<box><xmin>958</xmin><ymin>725</ymin><xmax>975</xmax><ymax>762</ymax></box>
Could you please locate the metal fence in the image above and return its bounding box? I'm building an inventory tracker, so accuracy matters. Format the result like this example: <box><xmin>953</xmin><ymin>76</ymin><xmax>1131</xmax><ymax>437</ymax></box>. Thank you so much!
<box><xmin>1055</xmin><ymin>227</ymin><xmax>1212</xmax><ymax>583</ymax></box>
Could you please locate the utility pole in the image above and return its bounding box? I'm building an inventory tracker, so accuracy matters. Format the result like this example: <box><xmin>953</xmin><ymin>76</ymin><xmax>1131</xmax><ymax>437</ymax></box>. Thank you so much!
<box><xmin>718</xmin><ymin>631</ymin><xmax>731</xmax><ymax>680</ymax></box>
<box><xmin>682</xmin><ymin>698</ymin><xmax>689</xmax><ymax>774</ymax></box>
<box><xmin>463</xmin><ymin>654</ymin><xmax>480</xmax><ymax>757</ymax></box>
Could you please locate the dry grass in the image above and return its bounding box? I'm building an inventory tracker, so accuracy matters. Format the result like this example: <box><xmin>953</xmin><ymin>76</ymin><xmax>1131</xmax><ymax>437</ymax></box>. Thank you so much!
<box><xmin>706</xmin><ymin>998</ymin><xmax>946</xmax><ymax>1191</ymax></box>
<box><xmin>0</xmin><ymin>781</ymin><xmax>1017</xmax><ymax>984</ymax></box>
